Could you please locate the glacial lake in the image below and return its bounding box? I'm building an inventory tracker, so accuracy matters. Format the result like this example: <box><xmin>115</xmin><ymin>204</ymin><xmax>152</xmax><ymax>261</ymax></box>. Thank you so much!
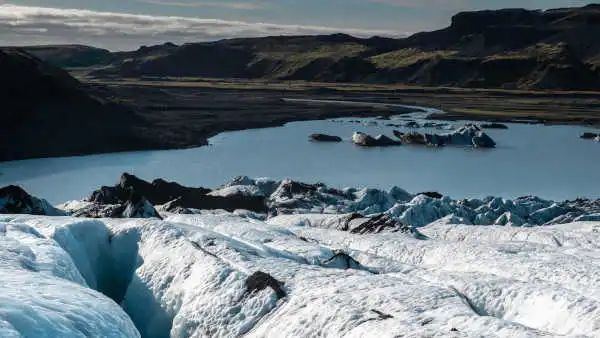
<box><xmin>1</xmin><ymin>111</ymin><xmax>599</xmax><ymax>204</ymax></box>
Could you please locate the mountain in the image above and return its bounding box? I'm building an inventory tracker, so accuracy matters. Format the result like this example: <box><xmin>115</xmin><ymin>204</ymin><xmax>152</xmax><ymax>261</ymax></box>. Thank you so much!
<box><xmin>52</xmin><ymin>5</ymin><xmax>600</xmax><ymax>91</ymax></box>
<box><xmin>0</xmin><ymin>49</ymin><xmax>194</xmax><ymax>161</ymax></box>
<box><xmin>18</xmin><ymin>45</ymin><xmax>115</xmax><ymax>68</ymax></box>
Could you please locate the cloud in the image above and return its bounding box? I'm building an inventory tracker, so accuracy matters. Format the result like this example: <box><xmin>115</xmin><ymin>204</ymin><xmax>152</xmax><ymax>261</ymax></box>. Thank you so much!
<box><xmin>138</xmin><ymin>0</ymin><xmax>263</xmax><ymax>10</ymax></box>
<box><xmin>0</xmin><ymin>4</ymin><xmax>406</xmax><ymax>51</ymax></box>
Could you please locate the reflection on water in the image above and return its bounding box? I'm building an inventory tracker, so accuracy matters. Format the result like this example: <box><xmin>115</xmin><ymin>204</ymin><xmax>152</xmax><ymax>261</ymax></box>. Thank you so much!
<box><xmin>0</xmin><ymin>116</ymin><xmax>598</xmax><ymax>204</ymax></box>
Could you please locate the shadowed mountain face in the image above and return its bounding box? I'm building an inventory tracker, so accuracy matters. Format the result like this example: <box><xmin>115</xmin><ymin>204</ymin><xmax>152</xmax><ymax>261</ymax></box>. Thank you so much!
<box><xmin>31</xmin><ymin>5</ymin><xmax>600</xmax><ymax>91</ymax></box>
<box><xmin>0</xmin><ymin>49</ymin><xmax>197</xmax><ymax>161</ymax></box>
<box><xmin>15</xmin><ymin>45</ymin><xmax>115</xmax><ymax>68</ymax></box>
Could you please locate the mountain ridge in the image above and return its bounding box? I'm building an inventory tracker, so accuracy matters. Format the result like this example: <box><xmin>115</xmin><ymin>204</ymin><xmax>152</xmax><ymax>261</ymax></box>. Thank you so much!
<box><xmin>21</xmin><ymin>5</ymin><xmax>600</xmax><ymax>91</ymax></box>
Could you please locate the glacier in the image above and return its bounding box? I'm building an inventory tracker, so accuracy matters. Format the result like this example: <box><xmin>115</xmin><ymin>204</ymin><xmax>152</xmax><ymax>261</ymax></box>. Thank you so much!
<box><xmin>2</xmin><ymin>211</ymin><xmax>600</xmax><ymax>337</ymax></box>
<box><xmin>2</xmin><ymin>175</ymin><xmax>600</xmax><ymax>337</ymax></box>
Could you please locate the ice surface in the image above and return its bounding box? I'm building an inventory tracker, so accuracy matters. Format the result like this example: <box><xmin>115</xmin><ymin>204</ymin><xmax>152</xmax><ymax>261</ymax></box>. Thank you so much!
<box><xmin>3</xmin><ymin>211</ymin><xmax>600</xmax><ymax>337</ymax></box>
<box><xmin>0</xmin><ymin>220</ymin><xmax>139</xmax><ymax>337</ymax></box>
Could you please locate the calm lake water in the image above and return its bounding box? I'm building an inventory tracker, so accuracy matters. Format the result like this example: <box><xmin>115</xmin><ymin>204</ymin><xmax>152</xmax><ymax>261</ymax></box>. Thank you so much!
<box><xmin>1</xmin><ymin>111</ymin><xmax>599</xmax><ymax>204</ymax></box>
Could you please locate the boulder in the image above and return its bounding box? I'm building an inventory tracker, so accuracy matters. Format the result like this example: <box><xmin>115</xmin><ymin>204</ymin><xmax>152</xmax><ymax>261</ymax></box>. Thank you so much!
<box><xmin>309</xmin><ymin>134</ymin><xmax>342</xmax><ymax>142</ymax></box>
<box><xmin>352</xmin><ymin>132</ymin><xmax>378</xmax><ymax>147</ymax></box>
<box><xmin>580</xmin><ymin>132</ymin><xmax>599</xmax><ymax>139</ymax></box>
<box><xmin>0</xmin><ymin>185</ymin><xmax>64</xmax><ymax>216</ymax></box>
<box><xmin>245</xmin><ymin>271</ymin><xmax>286</xmax><ymax>300</ymax></box>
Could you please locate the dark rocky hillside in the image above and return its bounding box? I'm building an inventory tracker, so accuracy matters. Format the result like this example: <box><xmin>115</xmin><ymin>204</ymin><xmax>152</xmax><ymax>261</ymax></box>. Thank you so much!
<box><xmin>0</xmin><ymin>49</ymin><xmax>196</xmax><ymax>161</ymax></box>
<box><xmin>63</xmin><ymin>5</ymin><xmax>600</xmax><ymax>90</ymax></box>
<box><xmin>18</xmin><ymin>45</ymin><xmax>115</xmax><ymax>68</ymax></box>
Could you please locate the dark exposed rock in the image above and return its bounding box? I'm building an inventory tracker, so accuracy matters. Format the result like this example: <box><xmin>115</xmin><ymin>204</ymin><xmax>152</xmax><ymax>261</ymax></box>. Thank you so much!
<box><xmin>421</xmin><ymin>318</ymin><xmax>434</xmax><ymax>326</ymax></box>
<box><xmin>157</xmin><ymin>197</ymin><xmax>194</xmax><ymax>214</ymax></box>
<box><xmin>371</xmin><ymin>309</ymin><xmax>394</xmax><ymax>320</ymax></box>
<box><xmin>580</xmin><ymin>132</ymin><xmax>599</xmax><ymax>139</ymax></box>
<box><xmin>321</xmin><ymin>249</ymin><xmax>363</xmax><ymax>269</ymax></box>
<box><xmin>309</xmin><ymin>134</ymin><xmax>343</xmax><ymax>142</ymax></box>
<box><xmin>88</xmin><ymin>173</ymin><xmax>267</xmax><ymax>213</ymax></box>
<box><xmin>395</xmin><ymin>125</ymin><xmax>496</xmax><ymax>148</ymax></box>
<box><xmin>374</xmin><ymin>135</ymin><xmax>402</xmax><ymax>146</ymax></box>
<box><xmin>71</xmin><ymin>204</ymin><xmax>126</xmax><ymax>218</ymax></box>
<box><xmin>245</xmin><ymin>271</ymin><xmax>286</xmax><ymax>300</ymax></box>
<box><xmin>0</xmin><ymin>49</ymin><xmax>188</xmax><ymax>162</ymax></box>
<box><xmin>352</xmin><ymin>132</ymin><xmax>401</xmax><ymax>147</ymax></box>
<box><xmin>185</xmin><ymin>194</ymin><xmax>268</xmax><ymax>213</ymax></box>
<box><xmin>122</xmin><ymin>194</ymin><xmax>163</xmax><ymax>219</ymax></box>
<box><xmin>424</xmin><ymin>133</ymin><xmax>446</xmax><ymax>147</ymax></box>
<box><xmin>72</xmin><ymin>193</ymin><xmax>162</xmax><ymax>219</ymax></box>
<box><xmin>480</xmin><ymin>123</ymin><xmax>509</xmax><ymax>129</ymax></box>
<box><xmin>272</xmin><ymin>179</ymin><xmax>319</xmax><ymax>199</ymax></box>
<box><xmin>352</xmin><ymin>132</ymin><xmax>379</xmax><ymax>147</ymax></box>
<box><xmin>87</xmin><ymin>186</ymin><xmax>123</xmax><ymax>205</ymax></box>
<box><xmin>118</xmin><ymin>173</ymin><xmax>212</xmax><ymax>205</ymax></box>
<box><xmin>419</xmin><ymin>192</ymin><xmax>444</xmax><ymax>199</ymax></box>
<box><xmin>472</xmin><ymin>133</ymin><xmax>497</xmax><ymax>148</ymax></box>
<box><xmin>0</xmin><ymin>185</ymin><xmax>64</xmax><ymax>216</ymax></box>
<box><xmin>395</xmin><ymin>131</ymin><xmax>427</xmax><ymax>145</ymax></box>
<box><xmin>348</xmin><ymin>214</ymin><xmax>413</xmax><ymax>235</ymax></box>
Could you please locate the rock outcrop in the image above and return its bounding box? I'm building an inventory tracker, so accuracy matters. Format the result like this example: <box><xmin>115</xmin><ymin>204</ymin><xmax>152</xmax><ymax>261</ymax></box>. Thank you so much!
<box><xmin>220</xmin><ymin>176</ymin><xmax>600</xmax><ymax>228</ymax></box>
<box><xmin>581</xmin><ymin>132</ymin><xmax>600</xmax><ymax>140</ymax></box>
<box><xmin>0</xmin><ymin>185</ymin><xmax>64</xmax><ymax>216</ymax></box>
<box><xmin>0</xmin><ymin>49</ymin><xmax>188</xmax><ymax>162</ymax></box>
<box><xmin>352</xmin><ymin>132</ymin><xmax>401</xmax><ymax>147</ymax></box>
<box><xmin>310</xmin><ymin>134</ymin><xmax>342</xmax><ymax>142</ymax></box>
<box><xmin>245</xmin><ymin>271</ymin><xmax>287</xmax><ymax>300</ymax></box>
<box><xmin>393</xmin><ymin>124</ymin><xmax>496</xmax><ymax>148</ymax></box>
<box><xmin>88</xmin><ymin>173</ymin><xmax>268</xmax><ymax>213</ymax></box>
<box><xmin>5</xmin><ymin>175</ymin><xmax>600</xmax><ymax>230</ymax></box>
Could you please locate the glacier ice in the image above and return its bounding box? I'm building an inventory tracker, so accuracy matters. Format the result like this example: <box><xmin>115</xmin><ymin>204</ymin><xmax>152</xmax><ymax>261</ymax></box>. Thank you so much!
<box><xmin>3</xmin><ymin>175</ymin><xmax>600</xmax><ymax>337</ymax></box>
<box><xmin>2</xmin><ymin>211</ymin><xmax>600</xmax><ymax>337</ymax></box>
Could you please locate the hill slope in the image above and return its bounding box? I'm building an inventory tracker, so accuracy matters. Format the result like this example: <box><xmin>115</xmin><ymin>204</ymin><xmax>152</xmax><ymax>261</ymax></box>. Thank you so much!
<box><xmin>0</xmin><ymin>49</ymin><xmax>195</xmax><ymax>161</ymax></box>
<box><xmin>18</xmin><ymin>45</ymin><xmax>115</xmax><ymax>68</ymax></box>
<box><xmin>73</xmin><ymin>5</ymin><xmax>600</xmax><ymax>90</ymax></box>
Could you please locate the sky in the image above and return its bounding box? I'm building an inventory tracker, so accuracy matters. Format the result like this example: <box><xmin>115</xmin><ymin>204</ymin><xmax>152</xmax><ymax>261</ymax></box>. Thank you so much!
<box><xmin>0</xmin><ymin>0</ymin><xmax>593</xmax><ymax>50</ymax></box>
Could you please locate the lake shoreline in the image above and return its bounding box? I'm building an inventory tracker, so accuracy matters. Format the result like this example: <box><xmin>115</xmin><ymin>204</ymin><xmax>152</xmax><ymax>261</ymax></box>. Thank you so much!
<box><xmin>5</xmin><ymin>78</ymin><xmax>600</xmax><ymax>163</ymax></box>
